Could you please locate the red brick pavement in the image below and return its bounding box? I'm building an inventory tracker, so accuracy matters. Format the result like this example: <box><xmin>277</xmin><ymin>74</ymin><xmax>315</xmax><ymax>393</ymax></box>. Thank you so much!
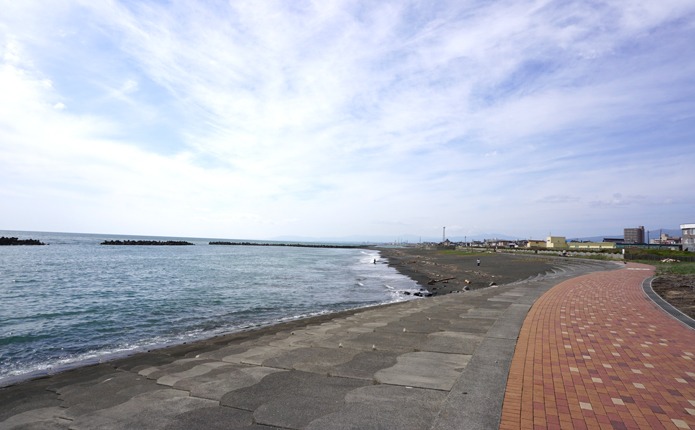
<box><xmin>500</xmin><ymin>263</ymin><xmax>695</xmax><ymax>430</ymax></box>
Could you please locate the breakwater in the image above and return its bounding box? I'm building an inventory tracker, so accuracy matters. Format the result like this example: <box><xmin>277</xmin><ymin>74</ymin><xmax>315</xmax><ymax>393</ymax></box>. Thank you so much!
<box><xmin>0</xmin><ymin>236</ymin><xmax>45</xmax><ymax>245</ymax></box>
<box><xmin>100</xmin><ymin>240</ymin><xmax>194</xmax><ymax>245</ymax></box>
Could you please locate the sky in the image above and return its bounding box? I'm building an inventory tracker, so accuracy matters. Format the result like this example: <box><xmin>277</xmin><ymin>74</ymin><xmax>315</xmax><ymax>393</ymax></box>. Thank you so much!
<box><xmin>1</xmin><ymin>0</ymin><xmax>694</xmax><ymax>241</ymax></box>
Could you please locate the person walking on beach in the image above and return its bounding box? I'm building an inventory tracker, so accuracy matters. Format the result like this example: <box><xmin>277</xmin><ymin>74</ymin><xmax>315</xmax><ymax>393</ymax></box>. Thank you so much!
<box><xmin>476</xmin><ymin>258</ymin><xmax>480</xmax><ymax>267</ymax></box>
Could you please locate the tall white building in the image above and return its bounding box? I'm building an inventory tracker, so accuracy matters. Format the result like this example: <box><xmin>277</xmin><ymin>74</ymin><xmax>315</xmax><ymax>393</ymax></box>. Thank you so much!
<box><xmin>681</xmin><ymin>224</ymin><xmax>695</xmax><ymax>252</ymax></box>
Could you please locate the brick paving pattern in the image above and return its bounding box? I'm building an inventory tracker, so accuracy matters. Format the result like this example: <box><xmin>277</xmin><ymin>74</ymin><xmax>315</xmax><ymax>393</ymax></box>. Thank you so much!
<box><xmin>501</xmin><ymin>264</ymin><xmax>695</xmax><ymax>430</ymax></box>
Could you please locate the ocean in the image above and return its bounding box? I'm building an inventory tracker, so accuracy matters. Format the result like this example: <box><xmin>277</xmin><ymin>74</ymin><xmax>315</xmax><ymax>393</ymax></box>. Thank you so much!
<box><xmin>0</xmin><ymin>231</ymin><xmax>420</xmax><ymax>387</ymax></box>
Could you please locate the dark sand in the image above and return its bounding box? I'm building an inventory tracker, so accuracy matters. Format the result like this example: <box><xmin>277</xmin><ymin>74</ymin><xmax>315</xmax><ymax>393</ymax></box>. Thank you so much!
<box><xmin>378</xmin><ymin>247</ymin><xmax>561</xmax><ymax>295</ymax></box>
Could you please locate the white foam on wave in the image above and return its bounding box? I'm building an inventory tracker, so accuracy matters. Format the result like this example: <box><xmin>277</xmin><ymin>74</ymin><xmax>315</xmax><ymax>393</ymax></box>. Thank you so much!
<box><xmin>358</xmin><ymin>249</ymin><xmax>379</xmax><ymax>265</ymax></box>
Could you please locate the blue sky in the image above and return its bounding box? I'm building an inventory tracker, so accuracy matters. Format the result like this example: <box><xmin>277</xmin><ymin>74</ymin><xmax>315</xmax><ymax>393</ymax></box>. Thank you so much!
<box><xmin>1</xmin><ymin>0</ymin><xmax>694</xmax><ymax>241</ymax></box>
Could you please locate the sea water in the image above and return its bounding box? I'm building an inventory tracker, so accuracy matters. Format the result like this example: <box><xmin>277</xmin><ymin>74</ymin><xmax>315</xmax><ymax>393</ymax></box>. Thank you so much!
<box><xmin>0</xmin><ymin>231</ymin><xmax>420</xmax><ymax>387</ymax></box>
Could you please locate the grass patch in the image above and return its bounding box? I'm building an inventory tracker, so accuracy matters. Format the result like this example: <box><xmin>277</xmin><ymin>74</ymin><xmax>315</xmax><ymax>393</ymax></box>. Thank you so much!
<box><xmin>634</xmin><ymin>260</ymin><xmax>695</xmax><ymax>275</ymax></box>
<box><xmin>650</xmin><ymin>261</ymin><xmax>695</xmax><ymax>276</ymax></box>
<box><xmin>625</xmin><ymin>248</ymin><xmax>694</xmax><ymax>259</ymax></box>
<box><xmin>569</xmin><ymin>254</ymin><xmax>619</xmax><ymax>261</ymax></box>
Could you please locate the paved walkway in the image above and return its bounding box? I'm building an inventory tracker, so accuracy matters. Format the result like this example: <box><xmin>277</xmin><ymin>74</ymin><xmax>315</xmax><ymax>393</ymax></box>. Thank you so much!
<box><xmin>2</xmin><ymin>260</ymin><xmax>693</xmax><ymax>429</ymax></box>
<box><xmin>500</xmin><ymin>263</ymin><xmax>695</xmax><ymax>430</ymax></box>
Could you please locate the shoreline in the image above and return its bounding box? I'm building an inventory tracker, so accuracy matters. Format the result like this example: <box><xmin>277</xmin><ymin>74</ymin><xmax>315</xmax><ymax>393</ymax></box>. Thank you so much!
<box><xmin>377</xmin><ymin>246</ymin><xmax>564</xmax><ymax>294</ymax></box>
<box><xmin>0</xmin><ymin>299</ymin><xmax>408</xmax><ymax>389</ymax></box>
<box><xmin>1</xmin><ymin>247</ymin><xmax>567</xmax><ymax>389</ymax></box>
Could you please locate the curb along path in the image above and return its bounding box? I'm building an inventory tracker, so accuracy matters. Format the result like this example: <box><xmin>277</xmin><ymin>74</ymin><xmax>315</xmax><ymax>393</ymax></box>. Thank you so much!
<box><xmin>500</xmin><ymin>263</ymin><xmax>695</xmax><ymax>430</ymax></box>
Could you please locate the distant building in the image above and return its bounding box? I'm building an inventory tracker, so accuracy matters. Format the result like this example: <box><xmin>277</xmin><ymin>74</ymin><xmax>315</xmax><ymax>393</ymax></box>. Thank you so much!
<box><xmin>682</xmin><ymin>224</ymin><xmax>695</xmax><ymax>252</ymax></box>
<box><xmin>603</xmin><ymin>238</ymin><xmax>623</xmax><ymax>243</ymax></box>
<box><xmin>546</xmin><ymin>236</ymin><xmax>568</xmax><ymax>249</ymax></box>
<box><xmin>526</xmin><ymin>240</ymin><xmax>546</xmax><ymax>248</ymax></box>
<box><xmin>650</xmin><ymin>233</ymin><xmax>681</xmax><ymax>246</ymax></box>
<box><xmin>623</xmin><ymin>226</ymin><xmax>645</xmax><ymax>244</ymax></box>
<box><xmin>489</xmin><ymin>240</ymin><xmax>513</xmax><ymax>248</ymax></box>
<box><xmin>438</xmin><ymin>239</ymin><xmax>456</xmax><ymax>250</ymax></box>
<box><xmin>567</xmin><ymin>242</ymin><xmax>616</xmax><ymax>250</ymax></box>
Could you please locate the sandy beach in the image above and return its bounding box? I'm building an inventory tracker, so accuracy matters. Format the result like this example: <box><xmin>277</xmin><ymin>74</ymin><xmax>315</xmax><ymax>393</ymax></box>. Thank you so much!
<box><xmin>378</xmin><ymin>247</ymin><xmax>562</xmax><ymax>294</ymax></box>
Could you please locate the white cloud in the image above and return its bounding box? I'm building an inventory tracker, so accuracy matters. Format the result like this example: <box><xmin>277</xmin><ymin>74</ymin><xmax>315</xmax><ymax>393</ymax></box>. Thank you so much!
<box><xmin>1</xmin><ymin>0</ymin><xmax>694</xmax><ymax>239</ymax></box>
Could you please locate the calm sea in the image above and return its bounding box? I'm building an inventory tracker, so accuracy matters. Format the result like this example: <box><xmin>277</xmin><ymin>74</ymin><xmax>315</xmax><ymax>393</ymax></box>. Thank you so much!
<box><xmin>0</xmin><ymin>231</ymin><xmax>419</xmax><ymax>387</ymax></box>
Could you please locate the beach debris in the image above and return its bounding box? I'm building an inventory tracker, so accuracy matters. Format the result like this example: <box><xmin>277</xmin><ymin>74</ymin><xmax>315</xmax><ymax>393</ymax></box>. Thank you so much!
<box><xmin>372</xmin><ymin>344</ymin><xmax>377</xmax><ymax>350</ymax></box>
<box><xmin>427</xmin><ymin>277</ymin><xmax>456</xmax><ymax>285</ymax></box>
<box><xmin>338</xmin><ymin>342</ymin><xmax>343</xmax><ymax>348</ymax></box>
<box><xmin>402</xmin><ymin>327</ymin><xmax>407</xmax><ymax>332</ymax></box>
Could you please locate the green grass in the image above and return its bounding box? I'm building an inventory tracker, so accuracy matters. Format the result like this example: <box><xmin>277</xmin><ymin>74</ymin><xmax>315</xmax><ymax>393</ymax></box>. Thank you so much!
<box><xmin>626</xmin><ymin>248</ymin><xmax>694</xmax><ymax>259</ymax></box>
<box><xmin>641</xmin><ymin>261</ymin><xmax>695</xmax><ymax>276</ymax></box>
<box><xmin>569</xmin><ymin>254</ymin><xmax>619</xmax><ymax>261</ymax></box>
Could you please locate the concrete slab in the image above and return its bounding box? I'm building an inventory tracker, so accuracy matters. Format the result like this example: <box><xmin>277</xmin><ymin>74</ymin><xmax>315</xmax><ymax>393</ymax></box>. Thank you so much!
<box><xmin>0</xmin><ymin>382</ymin><xmax>61</xmax><ymax>422</ymax></box>
<box><xmin>190</xmin><ymin>344</ymin><xmax>249</xmax><ymax>361</ymax></box>
<box><xmin>58</xmin><ymin>371</ymin><xmax>161</xmax><ymax>417</ymax></box>
<box><xmin>163</xmin><ymin>406</ymin><xmax>262</xmax><ymax>430</ymax></box>
<box><xmin>261</xmin><ymin>346</ymin><xmax>359</xmax><ymax>373</ymax></box>
<box><xmin>328</xmin><ymin>350</ymin><xmax>399</xmax><ymax>380</ymax></box>
<box><xmin>221</xmin><ymin>345</ymin><xmax>289</xmax><ymax>366</ymax></box>
<box><xmin>220</xmin><ymin>370</ymin><xmax>370</xmax><ymax>428</ymax></box>
<box><xmin>334</xmin><ymin>330</ymin><xmax>429</xmax><ymax>353</ymax></box>
<box><xmin>156</xmin><ymin>361</ymin><xmax>233</xmax><ymax>386</ymax></box>
<box><xmin>0</xmin><ymin>406</ymin><xmax>70</xmax><ymax>429</ymax></box>
<box><xmin>485</xmin><ymin>303</ymin><xmax>532</xmax><ymax>340</ymax></box>
<box><xmin>69</xmin><ymin>389</ymin><xmax>217</xmax><ymax>430</ymax></box>
<box><xmin>423</xmin><ymin>331</ymin><xmax>483</xmax><ymax>354</ymax></box>
<box><xmin>375</xmin><ymin>351</ymin><xmax>471</xmax><ymax>390</ymax></box>
<box><xmin>175</xmin><ymin>365</ymin><xmax>286</xmax><ymax>401</ymax></box>
<box><xmin>464</xmin><ymin>308</ymin><xmax>506</xmax><ymax>317</ymax></box>
<box><xmin>138</xmin><ymin>358</ymin><xmax>218</xmax><ymax>380</ymax></box>
<box><xmin>432</xmin><ymin>338</ymin><xmax>516</xmax><ymax>430</ymax></box>
<box><xmin>305</xmin><ymin>385</ymin><xmax>447</xmax><ymax>430</ymax></box>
